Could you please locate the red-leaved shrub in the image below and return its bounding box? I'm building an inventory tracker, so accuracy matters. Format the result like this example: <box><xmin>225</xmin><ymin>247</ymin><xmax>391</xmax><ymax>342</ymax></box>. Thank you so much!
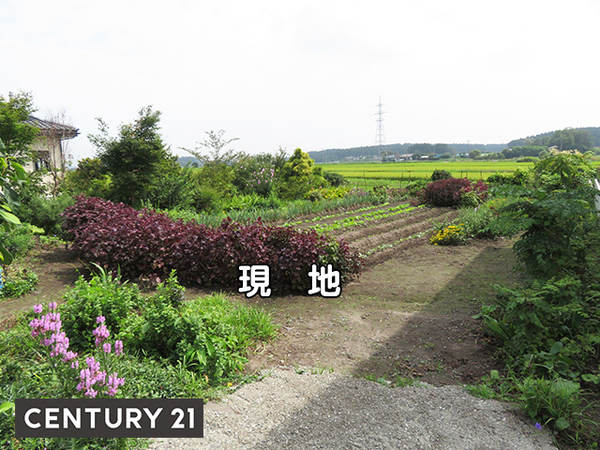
<box><xmin>421</xmin><ymin>178</ymin><xmax>488</xmax><ymax>207</ymax></box>
<box><xmin>61</xmin><ymin>196</ymin><xmax>362</xmax><ymax>294</ymax></box>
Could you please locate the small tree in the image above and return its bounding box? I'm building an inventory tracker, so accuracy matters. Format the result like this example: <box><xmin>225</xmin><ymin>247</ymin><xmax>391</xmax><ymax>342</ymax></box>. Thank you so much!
<box><xmin>89</xmin><ymin>106</ymin><xmax>173</xmax><ymax>206</ymax></box>
<box><xmin>276</xmin><ymin>148</ymin><xmax>328</xmax><ymax>200</ymax></box>
<box><xmin>182</xmin><ymin>129</ymin><xmax>240</xmax><ymax>166</ymax></box>
<box><xmin>181</xmin><ymin>130</ymin><xmax>242</xmax><ymax>197</ymax></box>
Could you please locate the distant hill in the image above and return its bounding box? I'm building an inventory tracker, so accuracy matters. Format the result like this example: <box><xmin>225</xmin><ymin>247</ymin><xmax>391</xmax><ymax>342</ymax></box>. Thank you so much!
<box><xmin>177</xmin><ymin>156</ymin><xmax>201</xmax><ymax>167</ymax></box>
<box><xmin>508</xmin><ymin>127</ymin><xmax>600</xmax><ymax>148</ymax></box>
<box><xmin>308</xmin><ymin>143</ymin><xmax>506</xmax><ymax>163</ymax></box>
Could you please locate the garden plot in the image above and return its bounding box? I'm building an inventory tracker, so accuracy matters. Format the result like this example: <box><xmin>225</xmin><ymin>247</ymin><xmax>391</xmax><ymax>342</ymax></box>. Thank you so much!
<box><xmin>288</xmin><ymin>203</ymin><xmax>459</xmax><ymax>267</ymax></box>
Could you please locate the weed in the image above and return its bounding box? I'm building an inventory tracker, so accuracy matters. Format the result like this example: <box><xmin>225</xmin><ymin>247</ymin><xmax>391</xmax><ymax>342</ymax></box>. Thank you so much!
<box><xmin>393</xmin><ymin>375</ymin><xmax>424</xmax><ymax>388</ymax></box>
<box><xmin>310</xmin><ymin>363</ymin><xmax>334</xmax><ymax>375</ymax></box>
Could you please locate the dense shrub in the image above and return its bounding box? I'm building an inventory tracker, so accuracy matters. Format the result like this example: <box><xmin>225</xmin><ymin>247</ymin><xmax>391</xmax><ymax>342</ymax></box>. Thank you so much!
<box><xmin>481</xmin><ymin>277</ymin><xmax>600</xmax><ymax>381</ymax></box>
<box><xmin>0</xmin><ymin>266</ymin><xmax>38</xmax><ymax>298</ymax></box>
<box><xmin>121</xmin><ymin>282</ymin><xmax>278</xmax><ymax>382</ymax></box>
<box><xmin>61</xmin><ymin>267</ymin><xmax>147</xmax><ymax>351</ymax></box>
<box><xmin>487</xmin><ymin>169</ymin><xmax>530</xmax><ymax>186</ymax></box>
<box><xmin>15</xmin><ymin>193</ymin><xmax>75</xmax><ymax>237</ymax></box>
<box><xmin>276</xmin><ymin>149</ymin><xmax>328</xmax><ymax>200</ymax></box>
<box><xmin>431</xmin><ymin>169</ymin><xmax>452</xmax><ymax>181</ymax></box>
<box><xmin>233</xmin><ymin>156</ymin><xmax>277</xmax><ymax>197</ymax></box>
<box><xmin>323</xmin><ymin>171</ymin><xmax>348</xmax><ymax>187</ymax></box>
<box><xmin>61</xmin><ymin>196</ymin><xmax>362</xmax><ymax>294</ymax></box>
<box><xmin>0</xmin><ymin>223</ymin><xmax>42</xmax><ymax>258</ymax></box>
<box><xmin>188</xmin><ymin>185</ymin><xmax>223</xmax><ymax>213</ymax></box>
<box><xmin>499</xmin><ymin>187</ymin><xmax>599</xmax><ymax>279</ymax></box>
<box><xmin>304</xmin><ymin>186</ymin><xmax>350</xmax><ymax>202</ymax></box>
<box><xmin>421</xmin><ymin>178</ymin><xmax>488</xmax><ymax>207</ymax></box>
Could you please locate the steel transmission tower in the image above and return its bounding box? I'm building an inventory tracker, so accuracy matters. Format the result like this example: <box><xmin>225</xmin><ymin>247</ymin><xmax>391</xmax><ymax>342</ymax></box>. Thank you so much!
<box><xmin>375</xmin><ymin>96</ymin><xmax>386</xmax><ymax>155</ymax></box>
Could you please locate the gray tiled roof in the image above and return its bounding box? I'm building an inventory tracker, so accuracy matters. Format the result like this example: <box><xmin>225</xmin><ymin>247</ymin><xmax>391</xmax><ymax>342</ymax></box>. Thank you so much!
<box><xmin>24</xmin><ymin>115</ymin><xmax>79</xmax><ymax>139</ymax></box>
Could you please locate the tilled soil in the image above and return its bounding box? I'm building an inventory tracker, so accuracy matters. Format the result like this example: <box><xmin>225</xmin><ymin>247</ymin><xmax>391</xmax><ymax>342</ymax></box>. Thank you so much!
<box><xmin>291</xmin><ymin>202</ymin><xmax>459</xmax><ymax>267</ymax></box>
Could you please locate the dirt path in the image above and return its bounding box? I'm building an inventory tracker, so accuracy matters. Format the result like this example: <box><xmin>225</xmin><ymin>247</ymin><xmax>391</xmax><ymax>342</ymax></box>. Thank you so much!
<box><xmin>0</xmin><ymin>245</ymin><xmax>83</xmax><ymax>330</ymax></box>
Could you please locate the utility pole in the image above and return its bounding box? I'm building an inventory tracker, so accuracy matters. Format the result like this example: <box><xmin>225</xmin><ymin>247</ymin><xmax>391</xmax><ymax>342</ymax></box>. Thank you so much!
<box><xmin>375</xmin><ymin>96</ymin><xmax>386</xmax><ymax>159</ymax></box>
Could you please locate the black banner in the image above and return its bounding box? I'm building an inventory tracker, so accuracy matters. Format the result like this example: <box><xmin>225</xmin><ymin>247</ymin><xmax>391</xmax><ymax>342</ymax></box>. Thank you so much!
<box><xmin>15</xmin><ymin>398</ymin><xmax>203</xmax><ymax>438</ymax></box>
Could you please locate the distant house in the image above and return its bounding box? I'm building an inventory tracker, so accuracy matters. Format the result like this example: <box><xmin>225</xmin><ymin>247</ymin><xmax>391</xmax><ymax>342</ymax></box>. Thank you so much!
<box><xmin>22</xmin><ymin>115</ymin><xmax>79</xmax><ymax>176</ymax></box>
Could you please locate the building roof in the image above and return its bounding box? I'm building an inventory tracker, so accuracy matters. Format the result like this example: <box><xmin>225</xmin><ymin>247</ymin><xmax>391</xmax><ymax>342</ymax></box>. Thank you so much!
<box><xmin>24</xmin><ymin>115</ymin><xmax>79</xmax><ymax>140</ymax></box>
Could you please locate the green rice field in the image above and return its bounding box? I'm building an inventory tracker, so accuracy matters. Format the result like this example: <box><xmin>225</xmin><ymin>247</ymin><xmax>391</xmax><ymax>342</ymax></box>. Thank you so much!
<box><xmin>318</xmin><ymin>160</ymin><xmax>600</xmax><ymax>187</ymax></box>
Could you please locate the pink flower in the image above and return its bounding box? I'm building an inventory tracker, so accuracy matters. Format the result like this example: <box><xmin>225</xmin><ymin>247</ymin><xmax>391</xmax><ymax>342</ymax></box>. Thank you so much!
<box><xmin>114</xmin><ymin>340</ymin><xmax>124</xmax><ymax>356</ymax></box>
<box><xmin>93</xmin><ymin>324</ymin><xmax>110</xmax><ymax>347</ymax></box>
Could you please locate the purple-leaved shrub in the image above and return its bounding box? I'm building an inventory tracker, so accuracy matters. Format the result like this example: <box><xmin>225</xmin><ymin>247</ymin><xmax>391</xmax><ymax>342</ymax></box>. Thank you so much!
<box><xmin>61</xmin><ymin>196</ymin><xmax>362</xmax><ymax>293</ymax></box>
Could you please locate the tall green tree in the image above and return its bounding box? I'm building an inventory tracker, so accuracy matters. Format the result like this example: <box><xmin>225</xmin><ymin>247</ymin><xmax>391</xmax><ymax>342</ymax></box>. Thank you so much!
<box><xmin>0</xmin><ymin>91</ymin><xmax>38</xmax><ymax>160</ymax></box>
<box><xmin>89</xmin><ymin>106</ymin><xmax>174</xmax><ymax>206</ymax></box>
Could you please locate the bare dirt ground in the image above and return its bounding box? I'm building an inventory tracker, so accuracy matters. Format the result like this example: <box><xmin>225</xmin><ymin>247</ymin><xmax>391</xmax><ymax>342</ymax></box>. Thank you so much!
<box><xmin>238</xmin><ymin>203</ymin><xmax>521</xmax><ymax>386</ymax></box>
<box><xmin>241</xmin><ymin>237</ymin><xmax>518</xmax><ymax>386</ymax></box>
<box><xmin>0</xmin><ymin>243</ymin><xmax>84</xmax><ymax>330</ymax></box>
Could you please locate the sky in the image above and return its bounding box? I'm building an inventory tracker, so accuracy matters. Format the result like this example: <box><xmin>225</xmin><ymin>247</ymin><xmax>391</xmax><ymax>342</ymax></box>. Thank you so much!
<box><xmin>1</xmin><ymin>0</ymin><xmax>599</xmax><ymax>163</ymax></box>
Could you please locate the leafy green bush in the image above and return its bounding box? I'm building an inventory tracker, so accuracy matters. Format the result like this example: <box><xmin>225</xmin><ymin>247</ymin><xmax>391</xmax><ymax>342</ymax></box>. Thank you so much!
<box><xmin>487</xmin><ymin>169</ymin><xmax>531</xmax><ymax>186</ymax></box>
<box><xmin>454</xmin><ymin>198</ymin><xmax>524</xmax><ymax>239</ymax></box>
<box><xmin>61</xmin><ymin>157</ymin><xmax>113</xmax><ymax>198</ymax></box>
<box><xmin>0</xmin><ymin>223</ymin><xmax>43</xmax><ymax>259</ymax></box>
<box><xmin>121</xmin><ymin>276</ymin><xmax>278</xmax><ymax>384</ymax></box>
<box><xmin>143</xmin><ymin>162</ymin><xmax>194</xmax><ymax>210</ymax></box>
<box><xmin>404</xmin><ymin>179</ymin><xmax>428</xmax><ymax>196</ymax></box>
<box><xmin>61</xmin><ymin>267</ymin><xmax>146</xmax><ymax>351</ymax></box>
<box><xmin>189</xmin><ymin>184</ymin><xmax>223</xmax><ymax>213</ymax></box>
<box><xmin>481</xmin><ymin>277</ymin><xmax>600</xmax><ymax>381</ymax></box>
<box><xmin>304</xmin><ymin>186</ymin><xmax>350</xmax><ymax>202</ymax></box>
<box><xmin>323</xmin><ymin>171</ymin><xmax>348</xmax><ymax>187</ymax></box>
<box><xmin>14</xmin><ymin>194</ymin><xmax>75</xmax><ymax>237</ymax></box>
<box><xmin>501</xmin><ymin>187</ymin><xmax>599</xmax><ymax>278</ymax></box>
<box><xmin>431</xmin><ymin>169</ymin><xmax>452</xmax><ymax>181</ymax></box>
<box><xmin>276</xmin><ymin>149</ymin><xmax>328</xmax><ymax>200</ymax></box>
<box><xmin>532</xmin><ymin>152</ymin><xmax>595</xmax><ymax>190</ymax></box>
<box><xmin>0</xmin><ymin>266</ymin><xmax>38</xmax><ymax>298</ymax></box>
<box><xmin>222</xmin><ymin>193</ymin><xmax>282</xmax><ymax>211</ymax></box>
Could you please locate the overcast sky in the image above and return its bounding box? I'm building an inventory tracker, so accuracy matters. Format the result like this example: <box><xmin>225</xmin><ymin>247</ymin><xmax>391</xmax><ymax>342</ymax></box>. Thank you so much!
<box><xmin>2</xmin><ymin>0</ymin><xmax>599</xmax><ymax>163</ymax></box>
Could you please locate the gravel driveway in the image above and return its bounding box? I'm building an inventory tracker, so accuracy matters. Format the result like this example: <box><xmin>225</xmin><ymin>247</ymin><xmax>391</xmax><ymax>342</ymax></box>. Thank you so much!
<box><xmin>148</xmin><ymin>369</ymin><xmax>556</xmax><ymax>450</ymax></box>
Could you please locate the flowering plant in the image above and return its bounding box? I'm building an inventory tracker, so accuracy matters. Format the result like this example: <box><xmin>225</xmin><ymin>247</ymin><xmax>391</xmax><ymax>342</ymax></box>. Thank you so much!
<box><xmin>29</xmin><ymin>303</ymin><xmax>125</xmax><ymax>398</ymax></box>
<box><xmin>430</xmin><ymin>224</ymin><xmax>467</xmax><ymax>246</ymax></box>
